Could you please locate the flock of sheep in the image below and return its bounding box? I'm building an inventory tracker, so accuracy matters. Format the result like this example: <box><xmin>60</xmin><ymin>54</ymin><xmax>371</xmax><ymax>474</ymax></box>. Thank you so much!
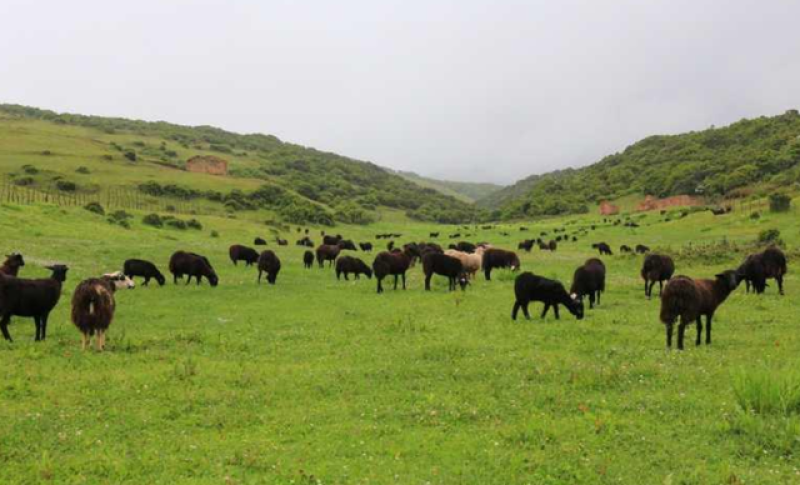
<box><xmin>0</xmin><ymin>223</ymin><xmax>788</xmax><ymax>351</ymax></box>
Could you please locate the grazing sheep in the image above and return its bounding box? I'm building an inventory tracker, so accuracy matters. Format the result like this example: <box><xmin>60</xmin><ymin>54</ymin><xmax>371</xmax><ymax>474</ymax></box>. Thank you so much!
<box><xmin>358</xmin><ymin>242</ymin><xmax>373</xmax><ymax>253</ymax></box>
<box><xmin>737</xmin><ymin>246</ymin><xmax>787</xmax><ymax>295</ymax></box>
<box><xmin>659</xmin><ymin>270</ymin><xmax>741</xmax><ymax>350</ymax></box>
<box><xmin>229</xmin><ymin>244</ymin><xmax>259</xmax><ymax>266</ymax></box>
<box><xmin>419</xmin><ymin>242</ymin><xmax>444</xmax><ymax>256</ymax></box>
<box><xmin>276</xmin><ymin>238</ymin><xmax>288</xmax><ymax>246</ymax></box>
<box><xmin>429</xmin><ymin>232</ymin><xmax>440</xmax><ymax>238</ymax></box>
<box><xmin>641</xmin><ymin>254</ymin><xmax>675</xmax><ymax>299</ymax></box>
<box><xmin>512</xmin><ymin>272</ymin><xmax>584</xmax><ymax>321</ymax></box>
<box><xmin>257</xmin><ymin>250</ymin><xmax>281</xmax><ymax>284</ymax></box>
<box><xmin>445</xmin><ymin>247</ymin><xmax>483</xmax><ymax>280</ymax></box>
<box><xmin>335</xmin><ymin>256</ymin><xmax>373</xmax><ymax>280</ymax></box>
<box><xmin>372</xmin><ymin>250</ymin><xmax>412</xmax><ymax>293</ymax></box>
<box><xmin>303</xmin><ymin>250</ymin><xmax>314</xmax><ymax>269</ymax></box>
<box><xmin>592</xmin><ymin>242</ymin><xmax>613</xmax><ymax>255</ymax></box>
<box><xmin>455</xmin><ymin>241</ymin><xmax>476</xmax><ymax>253</ymax></box>
<box><xmin>620</xmin><ymin>245</ymin><xmax>632</xmax><ymax>254</ymax></box>
<box><xmin>635</xmin><ymin>244</ymin><xmax>651</xmax><ymax>254</ymax></box>
<box><xmin>548</xmin><ymin>240</ymin><xmax>557</xmax><ymax>251</ymax></box>
<box><xmin>570</xmin><ymin>258</ymin><xmax>606</xmax><ymax>309</ymax></box>
<box><xmin>123</xmin><ymin>259</ymin><xmax>166</xmax><ymax>287</ymax></box>
<box><xmin>316</xmin><ymin>244</ymin><xmax>341</xmax><ymax>268</ymax></box>
<box><xmin>296</xmin><ymin>236</ymin><xmax>314</xmax><ymax>247</ymax></box>
<box><xmin>338</xmin><ymin>239</ymin><xmax>358</xmax><ymax>251</ymax></box>
<box><xmin>102</xmin><ymin>272</ymin><xmax>135</xmax><ymax>290</ymax></box>
<box><xmin>423</xmin><ymin>253</ymin><xmax>468</xmax><ymax>291</ymax></box>
<box><xmin>0</xmin><ymin>264</ymin><xmax>69</xmax><ymax>342</ymax></box>
<box><xmin>0</xmin><ymin>253</ymin><xmax>25</xmax><ymax>276</ymax></box>
<box><xmin>482</xmin><ymin>248</ymin><xmax>520</xmax><ymax>281</ymax></box>
<box><xmin>169</xmin><ymin>251</ymin><xmax>219</xmax><ymax>286</ymax></box>
<box><xmin>323</xmin><ymin>235</ymin><xmax>342</xmax><ymax>246</ymax></box>
<box><xmin>254</xmin><ymin>237</ymin><xmax>267</xmax><ymax>246</ymax></box>
<box><xmin>518</xmin><ymin>240</ymin><xmax>534</xmax><ymax>252</ymax></box>
<box><xmin>71</xmin><ymin>277</ymin><xmax>116</xmax><ymax>351</ymax></box>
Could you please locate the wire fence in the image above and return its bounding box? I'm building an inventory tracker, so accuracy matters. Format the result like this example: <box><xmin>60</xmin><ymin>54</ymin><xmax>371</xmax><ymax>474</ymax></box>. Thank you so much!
<box><xmin>0</xmin><ymin>178</ymin><xmax>203</xmax><ymax>215</ymax></box>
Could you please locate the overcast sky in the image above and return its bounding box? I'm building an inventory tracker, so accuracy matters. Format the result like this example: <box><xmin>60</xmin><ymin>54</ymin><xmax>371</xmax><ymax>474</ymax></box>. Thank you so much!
<box><xmin>2</xmin><ymin>0</ymin><xmax>799</xmax><ymax>184</ymax></box>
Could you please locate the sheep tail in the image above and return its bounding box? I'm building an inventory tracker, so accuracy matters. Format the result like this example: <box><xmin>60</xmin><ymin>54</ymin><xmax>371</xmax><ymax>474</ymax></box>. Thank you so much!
<box><xmin>659</xmin><ymin>276</ymin><xmax>698</xmax><ymax>325</ymax></box>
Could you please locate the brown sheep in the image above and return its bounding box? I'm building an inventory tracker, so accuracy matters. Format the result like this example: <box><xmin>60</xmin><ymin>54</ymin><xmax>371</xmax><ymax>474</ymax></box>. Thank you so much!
<box><xmin>71</xmin><ymin>277</ymin><xmax>116</xmax><ymax>351</ymax></box>
<box><xmin>0</xmin><ymin>253</ymin><xmax>25</xmax><ymax>276</ymax></box>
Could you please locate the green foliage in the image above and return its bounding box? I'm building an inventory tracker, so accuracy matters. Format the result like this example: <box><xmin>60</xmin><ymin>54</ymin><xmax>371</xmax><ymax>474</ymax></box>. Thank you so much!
<box><xmin>732</xmin><ymin>367</ymin><xmax>800</xmax><ymax>416</ymax></box>
<box><xmin>210</xmin><ymin>230</ymin><xmax>220</xmax><ymax>238</ymax></box>
<box><xmin>769</xmin><ymin>193</ymin><xmax>791</xmax><ymax>212</ymax></box>
<box><xmin>142</xmin><ymin>213</ymin><xmax>163</xmax><ymax>227</ymax></box>
<box><xmin>482</xmin><ymin>111</ymin><xmax>800</xmax><ymax>218</ymax></box>
<box><xmin>124</xmin><ymin>150</ymin><xmax>137</xmax><ymax>162</ymax></box>
<box><xmin>55</xmin><ymin>180</ymin><xmax>77</xmax><ymax>192</ymax></box>
<box><xmin>75</xmin><ymin>166</ymin><xmax>90</xmax><ymax>174</ymax></box>
<box><xmin>164</xmin><ymin>217</ymin><xmax>187</xmax><ymax>230</ymax></box>
<box><xmin>83</xmin><ymin>202</ymin><xmax>105</xmax><ymax>215</ymax></box>
<box><xmin>757</xmin><ymin>228</ymin><xmax>783</xmax><ymax>246</ymax></box>
<box><xmin>21</xmin><ymin>164</ymin><xmax>38</xmax><ymax>175</ymax></box>
<box><xmin>13</xmin><ymin>176</ymin><xmax>34</xmax><ymax>186</ymax></box>
<box><xmin>107</xmin><ymin>210</ymin><xmax>132</xmax><ymax>228</ymax></box>
<box><xmin>186</xmin><ymin>218</ymin><xmax>203</xmax><ymax>230</ymax></box>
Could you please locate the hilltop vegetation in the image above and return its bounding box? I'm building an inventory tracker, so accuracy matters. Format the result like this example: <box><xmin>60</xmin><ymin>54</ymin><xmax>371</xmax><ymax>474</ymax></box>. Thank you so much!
<box><xmin>395</xmin><ymin>170</ymin><xmax>503</xmax><ymax>203</ymax></box>
<box><xmin>0</xmin><ymin>104</ymin><xmax>479</xmax><ymax>225</ymax></box>
<box><xmin>481</xmin><ymin>110</ymin><xmax>800</xmax><ymax>218</ymax></box>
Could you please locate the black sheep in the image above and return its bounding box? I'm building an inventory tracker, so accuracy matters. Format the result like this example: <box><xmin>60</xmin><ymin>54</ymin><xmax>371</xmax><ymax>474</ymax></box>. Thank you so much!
<box><xmin>518</xmin><ymin>240</ymin><xmax>534</xmax><ymax>252</ymax></box>
<box><xmin>71</xmin><ymin>277</ymin><xmax>116</xmax><ymax>350</ymax></box>
<box><xmin>323</xmin><ymin>235</ymin><xmax>342</xmax><ymax>246</ymax></box>
<box><xmin>296</xmin><ymin>237</ymin><xmax>314</xmax><ymax>247</ymax></box>
<box><xmin>316</xmin><ymin>244</ymin><xmax>341</xmax><ymax>268</ymax></box>
<box><xmin>660</xmin><ymin>270</ymin><xmax>740</xmax><ymax>350</ymax></box>
<box><xmin>737</xmin><ymin>246</ymin><xmax>787</xmax><ymax>295</ymax></box>
<box><xmin>635</xmin><ymin>244</ymin><xmax>651</xmax><ymax>254</ymax></box>
<box><xmin>303</xmin><ymin>250</ymin><xmax>314</xmax><ymax>269</ymax></box>
<box><xmin>335</xmin><ymin>256</ymin><xmax>373</xmax><ymax>280</ymax></box>
<box><xmin>482</xmin><ymin>248</ymin><xmax>520</xmax><ymax>281</ymax></box>
<box><xmin>0</xmin><ymin>253</ymin><xmax>25</xmax><ymax>276</ymax></box>
<box><xmin>254</xmin><ymin>237</ymin><xmax>267</xmax><ymax>246</ymax></box>
<box><xmin>338</xmin><ymin>239</ymin><xmax>358</xmax><ymax>251</ymax></box>
<box><xmin>592</xmin><ymin>242</ymin><xmax>613</xmax><ymax>255</ymax></box>
<box><xmin>229</xmin><ymin>244</ymin><xmax>259</xmax><ymax>266</ymax></box>
<box><xmin>257</xmin><ymin>250</ymin><xmax>281</xmax><ymax>284</ymax></box>
<box><xmin>641</xmin><ymin>254</ymin><xmax>675</xmax><ymax>299</ymax></box>
<box><xmin>276</xmin><ymin>238</ymin><xmax>288</xmax><ymax>246</ymax></box>
<box><xmin>548</xmin><ymin>240</ymin><xmax>557</xmax><ymax>251</ymax></box>
<box><xmin>570</xmin><ymin>258</ymin><xmax>606</xmax><ymax>309</ymax></box>
<box><xmin>455</xmin><ymin>241</ymin><xmax>476</xmax><ymax>253</ymax></box>
<box><xmin>512</xmin><ymin>272</ymin><xmax>584</xmax><ymax>321</ymax></box>
<box><xmin>429</xmin><ymin>232</ymin><xmax>440</xmax><ymax>238</ymax></box>
<box><xmin>169</xmin><ymin>251</ymin><xmax>219</xmax><ymax>286</ymax></box>
<box><xmin>0</xmin><ymin>264</ymin><xmax>69</xmax><ymax>342</ymax></box>
<box><xmin>422</xmin><ymin>253</ymin><xmax>468</xmax><ymax>291</ymax></box>
<box><xmin>620</xmin><ymin>245</ymin><xmax>632</xmax><ymax>254</ymax></box>
<box><xmin>358</xmin><ymin>242</ymin><xmax>373</xmax><ymax>253</ymax></box>
<box><xmin>372</xmin><ymin>250</ymin><xmax>412</xmax><ymax>293</ymax></box>
<box><xmin>123</xmin><ymin>259</ymin><xmax>166</xmax><ymax>286</ymax></box>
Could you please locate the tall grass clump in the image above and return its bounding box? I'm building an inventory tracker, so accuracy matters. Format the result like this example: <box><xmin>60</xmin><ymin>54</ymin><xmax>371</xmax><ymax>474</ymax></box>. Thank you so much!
<box><xmin>732</xmin><ymin>367</ymin><xmax>800</xmax><ymax>416</ymax></box>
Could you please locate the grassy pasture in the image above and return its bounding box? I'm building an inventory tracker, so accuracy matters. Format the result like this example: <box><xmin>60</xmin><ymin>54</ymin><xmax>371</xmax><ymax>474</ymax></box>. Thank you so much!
<box><xmin>0</xmin><ymin>203</ymin><xmax>799</xmax><ymax>484</ymax></box>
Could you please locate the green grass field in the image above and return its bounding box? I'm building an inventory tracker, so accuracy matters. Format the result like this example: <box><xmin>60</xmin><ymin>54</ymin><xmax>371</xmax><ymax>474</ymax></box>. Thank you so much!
<box><xmin>1</xmin><ymin>202</ymin><xmax>799</xmax><ymax>484</ymax></box>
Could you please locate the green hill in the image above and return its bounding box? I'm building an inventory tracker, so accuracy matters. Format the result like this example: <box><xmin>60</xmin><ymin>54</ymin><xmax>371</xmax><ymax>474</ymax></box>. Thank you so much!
<box><xmin>0</xmin><ymin>104</ymin><xmax>479</xmax><ymax>225</ymax></box>
<box><xmin>394</xmin><ymin>170</ymin><xmax>503</xmax><ymax>203</ymax></box>
<box><xmin>480</xmin><ymin>109</ymin><xmax>800</xmax><ymax>218</ymax></box>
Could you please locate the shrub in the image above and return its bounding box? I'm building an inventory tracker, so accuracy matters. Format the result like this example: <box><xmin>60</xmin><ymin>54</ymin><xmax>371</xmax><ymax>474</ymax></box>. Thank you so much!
<box><xmin>187</xmin><ymin>219</ymin><xmax>203</xmax><ymax>230</ymax></box>
<box><xmin>210</xmin><ymin>230</ymin><xmax>220</xmax><ymax>238</ymax></box>
<box><xmin>84</xmin><ymin>202</ymin><xmax>105</xmax><ymax>215</ymax></box>
<box><xmin>165</xmin><ymin>218</ymin><xmax>187</xmax><ymax>230</ymax></box>
<box><xmin>102</xmin><ymin>154</ymin><xmax>113</xmax><ymax>161</ymax></box>
<box><xmin>21</xmin><ymin>165</ymin><xmax>38</xmax><ymax>174</ymax></box>
<box><xmin>13</xmin><ymin>177</ymin><xmax>34</xmax><ymax>186</ymax></box>
<box><xmin>124</xmin><ymin>151</ymin><xmax>137</xmax><ymax>162</ymax></box>
<box><xmin>56</xmin><ymin>181</ymin><xmax>77</xmax><ymax>192</ymax></box>
<box><xmin>108</xmin><ymin>210</ymin><xmax>133</xmax><ymax>229</ymax></box>
<box><xmin>769</xmin><ymin>193</ymin><xmax>791</xmax><ymax>213</ymax></box>
<box><xmin>41</xmin><ymin>150</ymin><xmax>52</xmax><ymax>156</ymax></box>
<box><xmin>142</xmin><ymin>213</ymin><xmax>163</xmax><ymax>227</ymax></box>
<box><xmin>758</xmin><ymin>229</ymin><xmax>782</xmax><ymax>246</ymax></box>
<box><xmin>166</xmin><ymin>205</ymin><xmax>176</xmax><ymax>213</ymax></box>
<box><xmin>75</xmin><ymin>166</ymin><xmax>90</xmax><ymax>174</ymax></box>
<box><xmin>750</xmin><ymin>211</ymin><xmax>761</xmax><ymax>220</ymax></box>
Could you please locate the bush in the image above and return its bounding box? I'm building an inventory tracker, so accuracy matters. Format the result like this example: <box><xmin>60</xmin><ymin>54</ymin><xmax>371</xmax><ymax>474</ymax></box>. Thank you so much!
<box><xmin>769</xmin><ymin>193</ymin><xmax>791</xmax><ymax>213</ymax></box>
<box><xmin>750</xmin><ymin>211</ymin><xmax>761</xmax><ymax>220</ymax></box>
<box><xmin>41</xmin><ymin>150</ymin><xmax>52</xmax><ymax>156</ymax></box>
<box><xmin>102</xmin><ymin>154</ymin><xmax>113</xmax><ymax>161</ymax></box>
<box><xmin>124</xmin><ymin>151</ymin><xmax>137</xmax><ymax>162</ymax></box>
<box><xmin>210</xmin><ymin>230</ymin><xmax>220</xmax><ymax>238</ymax></box>
<box><xmin>187</xmin><ymin>219</ymin><xmax>203</xmax><ymax>230</ymax></box>
<box><xmin>21</xmin><ymin>165</ymin><xmax>38</xmax><ymax>174</ymax></box>
<box><xmin>13</xmin><ymin>177</ymin><xmax>34</xmax><ymax>186</ymax></box>
<box><xmin>56</xmin><ymin>181</ymin><xmax>77</xmax><ymax>192</ymax></box>
<box><xmin>142</xmin><ymin>213</ymin><xmax>163</xmax><ymax>227</ymax></box>
<box><xmin>75</xmin><ymin>166</ymin><xmax>90</xmax><ymax>174</ymax></box>
<box><xmin>108</xmin><ymin>210</ymin><xmax>133</xmax><ymax>229</ymax></box>
<box><xmin>758</xmin><ymin>229</ymin><xmax>782</xmax><ymax>246</ymax></box>
<box><xmin>165</xmin><ymin>218</ymin><xmax>187</xmax><ymax>230</ymax></box>
<box><xmin>84</xmin><ymin>202</ymin><xmax>105</xmax><ymax>215</ymax></box>
<box><xmin>166</xmin><ymin>205</ymin><xmax>176</xmax><ymax>213</ymax></box>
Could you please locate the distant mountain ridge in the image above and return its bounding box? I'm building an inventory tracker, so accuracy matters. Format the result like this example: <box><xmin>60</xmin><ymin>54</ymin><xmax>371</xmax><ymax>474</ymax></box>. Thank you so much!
<box><xmin>394</xmin><ymin>170</ymin><xmax>503</xmax><ymax>203</ymax></box>
<box><xmin>480</xmin><ymin>109</ymin><xmax>800</xmax><ymax>218</ymax></box>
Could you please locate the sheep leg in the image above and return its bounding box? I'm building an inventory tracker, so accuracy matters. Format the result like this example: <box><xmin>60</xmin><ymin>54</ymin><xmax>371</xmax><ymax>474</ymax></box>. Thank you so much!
<box><xmin>34</xmin><ymin>316</ymin><xmax>42</xmax><ymax>341</ymax></box>
<box><xmin>705</xmin><ymin>315</ymin><xmax>713</xmax><ymax>345</ymax></box>
<box><xmin>344</xmin><ymin>273</ymin><xmax>349</xmax><ymax>281</ymax></box>
<box><xmin>41</xmin><ymin>314</ymin><xmax>49</xmax><ymax>341</ymax></box>
<box><xmin>665</xmin><ymin>322</ymin><xmax>673</xmax><ymax>349</ymax></box>
<box><xmin>541</xmin><ymin>304</ymin><xmax>550</xmax><ymax>319</ymax></box>
<box><xmin>484</xmin><ymin>268</ymin><xmax>491</xmax><ymax>281</ymax></box>
<box><xmin>777</xmin><ymin>275</ymin><xmax>784</xmax><ymax>295</ymax></box>
<box><xmin>258</xmin><ymin>271</ymin><xmax>263</xmax><ymax>284</ymax></box>
<box><xmin>695</xmin><ymin>317</ymin><xmax>702</xmax><ymax>346</ymax></box>
<box><xmin>658</xmin><ymin>280</ymin><xmax>664</xmax><ymax>297</ymax></box>
<box><xmin>143</xmin><ymin>277</ymin><xmax>150</xmax><ymax>286</ymax></box>
<box><xmin>81</xmin><ymin>332</ymin><xmax>89</xmax><ymax>350</ymax></box>
<box><xmin>677</xmin><ymin>320</ymin><xmax>687</xmax><ymax>350</ymax></box>
<box><xmin>512</xmin><ymin>301</ymin><xmax>521</xmax><ymax>320</ymax></box>
<box><xmin>424</xmin><ymin>274</ymin><xmax>432</xmax><ymax>291</ymax></box>
<box><xmin>393</xmin><ymin>275</ymin><xmax>399</xmax><ymax>290</ymax></box>
<box><xmin>402</xmin><ymin>273</ymin><xmax>406</xmax><ymax>290</ymax></box>
<box><xmin>554</xmin><ymin>304</ymin><xmax>561</xmax><ymax>320</ymax></box>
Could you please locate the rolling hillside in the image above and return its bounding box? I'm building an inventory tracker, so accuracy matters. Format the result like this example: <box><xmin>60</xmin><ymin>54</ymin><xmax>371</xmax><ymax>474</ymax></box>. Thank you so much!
<box><xmin>395</xmin><ymin>170</ymin><xmax>503</xmax><ymax>203</ymax></box>
<box><xmin>480</xmin><ymin>109</ymin><xmax>800</xmax><ymax>218</ymax></box>
<box><xmin>0</xmin><ymin>104</ymin><xmax>479</xmax><ymax>225</ymax></box>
